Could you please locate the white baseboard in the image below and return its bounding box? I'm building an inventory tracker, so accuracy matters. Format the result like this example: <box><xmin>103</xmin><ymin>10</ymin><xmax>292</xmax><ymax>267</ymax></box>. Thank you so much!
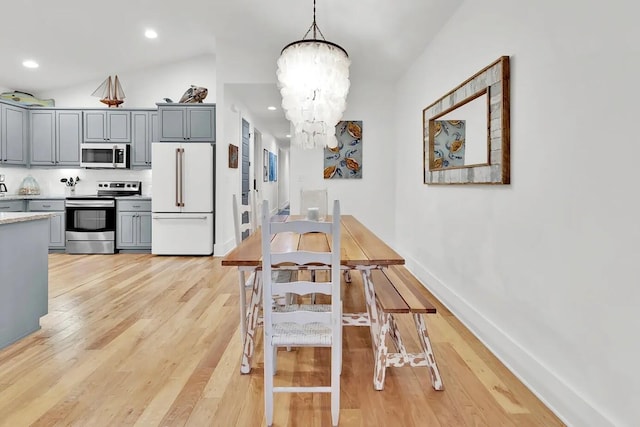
<box><xmin>405</xmin><ymin>255</ymin><xmax>615</xmax><ymax>427</ymax></box>
<box><xmin>214</xmin><ymin>237</ymin><xmax>236</xmax><ymax>257</ymax></box>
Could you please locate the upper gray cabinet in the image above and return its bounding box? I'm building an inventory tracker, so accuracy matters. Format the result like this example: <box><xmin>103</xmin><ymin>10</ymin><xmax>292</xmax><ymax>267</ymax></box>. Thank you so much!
<box><xmin>30</xmin><ymin>110</ymin><xmax>82</xmax><ymax>166</ymax></box>
<box><xmin>130</xmin><ymin>110</ymin><xmax>157</xmax><ymax>168</ymax></box>
<box><xmin>157</xmin><ymin>104</ymin><xmax>215</xmax><ymax>142</ymax></box>
<box><xmin>0</xmin><ymin>103</ymin><xmax>28</xmax><ymax>166</ymax></box>
<box><xmin>83</xmin><ymin>110</ymin><xmax>131</xmax><ymax>143</ymax></box>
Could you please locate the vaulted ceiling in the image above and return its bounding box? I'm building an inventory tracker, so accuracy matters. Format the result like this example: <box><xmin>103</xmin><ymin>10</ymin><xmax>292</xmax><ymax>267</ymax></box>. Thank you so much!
<box><xmin>0</xmin><ymin>0</ymin><xmax>463</xmax><ymax>139</ymax></box>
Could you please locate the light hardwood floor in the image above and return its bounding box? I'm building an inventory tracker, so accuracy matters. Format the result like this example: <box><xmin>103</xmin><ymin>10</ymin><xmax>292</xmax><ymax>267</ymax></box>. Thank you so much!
<box><xmin>0</xmin><ymin>254</ymin><xmax>564</xmax><ymax>426</ymax></box>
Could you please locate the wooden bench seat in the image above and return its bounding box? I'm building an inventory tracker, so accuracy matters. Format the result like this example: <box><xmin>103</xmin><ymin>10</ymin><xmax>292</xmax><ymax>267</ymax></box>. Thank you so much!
<box><xmin>369</xmin><ymin>266</ymin><xmax>443</xmax><ymax>391</ymax></box>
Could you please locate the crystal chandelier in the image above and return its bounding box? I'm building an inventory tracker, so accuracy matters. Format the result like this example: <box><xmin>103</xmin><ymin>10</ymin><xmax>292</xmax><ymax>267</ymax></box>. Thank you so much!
<box><xmin>276</xmin><ymin>0</ymin><xmax>351</xmax><ymax>149</ymax></box>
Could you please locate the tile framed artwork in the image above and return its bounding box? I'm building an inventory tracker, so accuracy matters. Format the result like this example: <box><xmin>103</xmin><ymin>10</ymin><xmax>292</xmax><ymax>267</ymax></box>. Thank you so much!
<box><xmin>324</xmin><ymin>120</ymin><xmax>362</xmax><ymax>180</ymax></box>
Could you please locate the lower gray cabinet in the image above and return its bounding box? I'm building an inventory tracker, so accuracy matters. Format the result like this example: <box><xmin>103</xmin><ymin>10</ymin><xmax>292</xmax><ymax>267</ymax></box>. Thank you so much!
<box><xmin>27</xmin><ymin>199</ymin><xmax>66</xmax><ymax>249</ymax></box>
<box><xmin>116</xmin><ymin>199</ymin><xmax>151</xmax><ymax>250</ymax></box>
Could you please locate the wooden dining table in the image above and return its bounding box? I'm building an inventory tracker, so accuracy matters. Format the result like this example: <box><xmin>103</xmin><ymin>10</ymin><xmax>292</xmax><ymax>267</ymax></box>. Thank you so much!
<box><xmin>221</xmin><ymin>214</ymin><xmax>441</xmax><ymax>390</ymax></box>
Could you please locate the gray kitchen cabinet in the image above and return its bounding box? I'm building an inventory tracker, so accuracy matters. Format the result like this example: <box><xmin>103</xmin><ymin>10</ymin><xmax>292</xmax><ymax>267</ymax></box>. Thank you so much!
<box><xmin>0</xmin><ymin>200</ymin><xmax>25</xmax><ymax>212</ymax></box>
<box><xmin>83</xmin><ymin>110</ymin><xmax>130</xmax><ymax>143</ymax></box>
<box><xmin>131</xmin><ymin>110</ymin><xmax>157</xmax><ymax>168</ymax></box>
<box><xmin>157</xmin><ymin>104</ymin><xmax>215</xmax><ymax>142</ymax></box>
<box><xmin>116</xmin><ymin>199</ymin><xmax>152</xmax><ymax>250</ymax></box>
<box><xmin>27</xmin><ymin>199</ymin><xmax>66</xmax><ymax>250</ymax></box>
<box><xmin>30</xmin><ymin>110</ymin><xmax>82</xmax><ymax>166</ymax></box>
<box><xmin>0</xmin><ymin>103</ymin><xmax>28</xmax><ymax>166</ymax></box>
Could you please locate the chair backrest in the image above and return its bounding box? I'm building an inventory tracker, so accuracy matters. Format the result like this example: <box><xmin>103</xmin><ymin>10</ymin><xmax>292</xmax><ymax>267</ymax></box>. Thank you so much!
<box><xmin>233</xmin><ymin>190</ymin><xmax>258</xmax><ymax>245</ymax></box>
<box><xmin>300</xmin><ymin>188</ymin><xmax>328</xmax><ymax>221</ymax></box>
<box><xmin>261</xmin><ymin>199</ymin><xmax>342</xmax><ymax>337</ymax></box>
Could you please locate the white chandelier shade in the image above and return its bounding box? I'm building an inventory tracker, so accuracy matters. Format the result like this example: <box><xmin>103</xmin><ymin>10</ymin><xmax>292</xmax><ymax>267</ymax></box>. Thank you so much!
<box><xmin>277</xmin><ymin>34</ymin><xmax>351</xmax><ymax>149</ymax></box>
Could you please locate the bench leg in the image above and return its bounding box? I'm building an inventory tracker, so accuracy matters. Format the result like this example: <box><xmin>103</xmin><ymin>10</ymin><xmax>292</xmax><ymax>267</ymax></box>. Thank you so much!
<box><xmin>374</xmin><ymin>311</ymin><xmax>391</xmax><ymax>390</ymax></box>
<box><xmin>241</xmin><ymin>273</ymin><xmax>263</xmax><ymax>374</ymax></box>
<box><xmin>388</xmin><ymin>313</ymin><xmax>407</xmax><ymax>355</ymax></box>
<box><xmin>413</xmin><ymin>313</ymin><xmax>444</xmax><ymax>390</ymax></box>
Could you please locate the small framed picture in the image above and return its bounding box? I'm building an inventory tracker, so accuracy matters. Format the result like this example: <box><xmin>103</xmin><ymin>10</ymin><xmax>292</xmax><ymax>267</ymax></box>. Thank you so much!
<box><xmin>228</xmin><ymin>144</ymin><xmax>238</xmax><ymax>168</ymax></box>
<box><xmin>263</xmin><ymin>149</ymin><xmax>269</xmax><ymax>182</ymax></box>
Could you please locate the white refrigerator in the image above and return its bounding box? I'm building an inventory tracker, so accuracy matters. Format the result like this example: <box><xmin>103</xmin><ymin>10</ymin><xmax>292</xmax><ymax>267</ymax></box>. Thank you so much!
<box><xmin>151</xmin><ymin>142</ymin><xmax>214</xmax><ymax>255</ymax></box>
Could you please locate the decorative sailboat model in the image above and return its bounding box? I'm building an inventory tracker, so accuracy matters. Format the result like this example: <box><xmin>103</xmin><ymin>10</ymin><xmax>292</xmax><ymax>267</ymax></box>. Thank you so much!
<box><xmin>91</xmin><ymin>75</ymin><xmax>125</xmax><ymax>107</ymax></box>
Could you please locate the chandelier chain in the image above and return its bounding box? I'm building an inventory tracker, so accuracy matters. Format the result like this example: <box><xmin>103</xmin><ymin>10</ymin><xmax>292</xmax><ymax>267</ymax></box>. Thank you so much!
<box><xmin>302</xmin><ymin>0</ymin><xmax>326</xmax><ymax>41</ymax></box>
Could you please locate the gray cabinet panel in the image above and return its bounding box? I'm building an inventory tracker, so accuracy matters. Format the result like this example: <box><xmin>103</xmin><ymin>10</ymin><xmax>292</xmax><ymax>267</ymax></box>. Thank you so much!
<box><xmin>158</xmin><ymin>104</ymin><xmax>215</xmax><ymax>142</ymax></box>
<box><xmin>107</xmin><ymin>111</ymin><xmax>130</xmax><ymax>142</ymax></box>
<box><xmin>1</xmin><ymin>104</ymin><xmax>28</xmax><ymax>165</ymax></box>
<box><xmin>30</xmin><ymin>111</ymin><xmax>56</xmax><ymax>165</ymax></box>
<box><xmin>117</xmin><ymin>212</ymin><xmax>136</xmax><ymax>247</ymax></box>
<box><xmin>84</xmin><ymin>112</ymin><xmax>106</xmax><ymax>141</ymax></box>
<box><xmin>188</xmin><ymin>107</ymin><xmax>216</xmax><ymax>141</ymax></box>
<box><xmin>159</xmin><ymin>108</ymin><xmax>185</xmax><ymax>141</ymax></box>
<box><xmin>139</xmin><ymin>213</ymin><xmax>152</xmax><ymax>246</ymax></box>
<box><xmin>131</xmin><ymin>111</ymin><xmax>154</xmax><ymax>168</ymax></box>
<box><xmin>56</xmin><ymin>111</ymin><xmax>82</xmax><ymax>166</ymax></box>
<box><xmin>83</xmin><ymin>111</ymin><xmax>130</xmax><ymax>142</ymax></box>
<box><xmin>116</xmin><ymin>199</ymin><xmax>152</xmax><ymax>250</ymax></box>
<box><xmin>30</xmin><ymin>110</ymin><xmax>81</xmax><ymax>167</ymax></box>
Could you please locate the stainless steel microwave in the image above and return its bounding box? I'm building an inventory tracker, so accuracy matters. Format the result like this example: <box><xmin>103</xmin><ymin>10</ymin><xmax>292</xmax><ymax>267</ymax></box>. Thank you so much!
<box><xmin>81</xmin><ymin>143</ymin><xmax>130</xmax><ymax>168</ymax></box>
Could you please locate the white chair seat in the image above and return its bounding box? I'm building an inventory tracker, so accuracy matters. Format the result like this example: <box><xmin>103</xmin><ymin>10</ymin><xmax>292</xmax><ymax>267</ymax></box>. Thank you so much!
<box><xmin>272</xmin><ymin>322</ymin><xmax>332</xmax><ymax>346</ymax></box>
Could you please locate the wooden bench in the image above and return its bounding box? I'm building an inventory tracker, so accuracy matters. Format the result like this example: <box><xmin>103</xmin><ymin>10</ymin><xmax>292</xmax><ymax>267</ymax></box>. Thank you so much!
<box><xmin>370</xmin><ymin>265</ymin><xmax>444</xmax><ymax>391</ymax></box>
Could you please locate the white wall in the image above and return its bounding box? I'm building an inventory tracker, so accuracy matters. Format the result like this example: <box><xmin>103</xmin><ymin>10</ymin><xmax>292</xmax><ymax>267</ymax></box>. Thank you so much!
<box><xmin>394</xmin><ymin>1</ymin><xmax>639</xmax><ymax>426</ymax></box>
<box><xmin>217</xmin><ymin>85</ymin><xmax>287</xmax><ymax>255</ymax></box>
<box><xmin>289</xmin><ymin>78</ymin><xmax>397</xmax><ymax>244</ymax></box>
<box><xmin>39</xmin><ymin>54</ymin><xmax>216</xmax><ymax>109</ymax></box>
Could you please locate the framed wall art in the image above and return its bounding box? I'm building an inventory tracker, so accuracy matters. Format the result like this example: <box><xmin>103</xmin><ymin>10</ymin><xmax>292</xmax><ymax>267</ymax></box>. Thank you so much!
<box><xmin>228</xmin><ymin>144</ymin><xmax>238</xmax><ymax>168</ymax></box>
<box><xmin>423</xmin><ymin>56</ymin><xmax>510</xmax><ymax>184</ymax></box>
<box><xmin>324</xmin><ymin>120</ymin><xmax>362</xmax><ymax>179</ymax></box>
<box><xmin>263</xmin><ymin>149</ymin><xmax>269</xmax><ymax>182</ymax></box>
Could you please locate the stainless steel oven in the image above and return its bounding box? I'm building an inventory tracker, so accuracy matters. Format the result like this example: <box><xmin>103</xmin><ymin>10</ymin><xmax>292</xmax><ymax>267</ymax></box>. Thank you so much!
<box><xmin>65</xmin><ymin>198</ymin><xmax>116</xmax><ymax>254</ymax></box>
<box><xmin>81</xmin><ymin>143</ymin><xmax>130</xmax><ymax>168</ymax></box>
<box><xmin>65</xmin><ymin>180</ymin><xmax>142</xmax><ymax>254</ymax></box>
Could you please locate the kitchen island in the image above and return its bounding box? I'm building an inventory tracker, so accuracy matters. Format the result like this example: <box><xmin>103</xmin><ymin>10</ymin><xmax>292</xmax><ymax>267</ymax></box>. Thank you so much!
<box><xmin>0</xmin><ymin>212</ymin><xmax>52</xmax><ymax>350</ymax></box>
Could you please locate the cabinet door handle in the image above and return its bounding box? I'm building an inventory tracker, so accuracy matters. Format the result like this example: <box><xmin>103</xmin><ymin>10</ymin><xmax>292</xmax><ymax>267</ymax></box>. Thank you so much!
<box><xmin>42</xmin><ymin>204</ymin><xmax>51</xmax><ymax>208</ymax></box>
<box><xmin>0</xmin><ymin>206</ymin><xmax>10</xmax><ymax>210</ymax></box>
<box><xmin>132</xmin><ymin>205</ymin><xmax>140</xmax><ymax>208</ymax></box>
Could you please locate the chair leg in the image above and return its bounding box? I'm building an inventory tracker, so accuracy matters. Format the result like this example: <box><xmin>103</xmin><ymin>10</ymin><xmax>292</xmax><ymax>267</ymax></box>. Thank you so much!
<box><xmin>331</xmin><ymin>335</ymin><xmax>341</xmax><ymax>426</ymax></box>
<box><xmin>273</xmin><ymin>345</ymin><xmax>278</xmax><ymax>375</ymax></box>
<box><xmin>264</xmin><ymin>339</ymin><xmax>274</xmax><ymax>426</ymax></box>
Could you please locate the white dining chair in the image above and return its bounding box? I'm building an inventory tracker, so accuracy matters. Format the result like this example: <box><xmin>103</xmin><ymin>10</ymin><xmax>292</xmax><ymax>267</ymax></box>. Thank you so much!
<box><xmin>261</xmin><ymin>199</ymin><xmax>342</xmax><ymax>427</ymax></box>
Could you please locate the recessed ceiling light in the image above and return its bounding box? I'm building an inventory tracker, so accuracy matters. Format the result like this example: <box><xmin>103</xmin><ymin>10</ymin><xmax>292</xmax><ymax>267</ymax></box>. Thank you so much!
<box><xmin>22</xmin><ymin>60</ymin><xmax>39</xmax><ymax>69</ymax></box>
<box><xmin>145</xmin><ymin>29</ymin><xmax>158</xmax><ymax>39</ymax></box>
<box><xmin>267</xmin><ymin>106</ymin><xmax>277</xmax><ymax>111</ymax></box>
<box><xmin>285</xmin><ymin>134</ymin><xmax>291</xmax><ymax>138</ymax></box>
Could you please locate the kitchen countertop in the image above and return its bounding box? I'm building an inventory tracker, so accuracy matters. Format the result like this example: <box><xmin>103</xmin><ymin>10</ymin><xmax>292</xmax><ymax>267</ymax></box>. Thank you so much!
<box><xmin>0</xmin><ymin>212</ymin><xmax>55</xmax><ymax>225</ymax></box>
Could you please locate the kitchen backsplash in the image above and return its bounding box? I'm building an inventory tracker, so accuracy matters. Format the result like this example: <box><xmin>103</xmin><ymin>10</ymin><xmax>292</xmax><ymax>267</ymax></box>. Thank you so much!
<box><xmin>0</xmin><ymin>167</ymin><xmax>152</xmax><ymax>196</ymax></box>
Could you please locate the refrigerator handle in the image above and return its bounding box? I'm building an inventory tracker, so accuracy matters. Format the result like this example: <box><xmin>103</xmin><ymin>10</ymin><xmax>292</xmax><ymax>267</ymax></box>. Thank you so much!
<box><xmin>175</xmin><ymin>148</ymin><xmax>180</xmax><ymax>207</ymax></box>
<box><xmin>179</xmin><ymin>148</ymin><xmax>185</xmax><ymax>207</ymax></box>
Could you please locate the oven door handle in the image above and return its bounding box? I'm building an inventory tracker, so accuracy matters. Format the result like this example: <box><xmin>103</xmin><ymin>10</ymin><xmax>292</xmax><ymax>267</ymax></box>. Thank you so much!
<box><xmin>65</xmin><ymin>200</ymin><xmax>115</xmax><ymax>208</ymax></box>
